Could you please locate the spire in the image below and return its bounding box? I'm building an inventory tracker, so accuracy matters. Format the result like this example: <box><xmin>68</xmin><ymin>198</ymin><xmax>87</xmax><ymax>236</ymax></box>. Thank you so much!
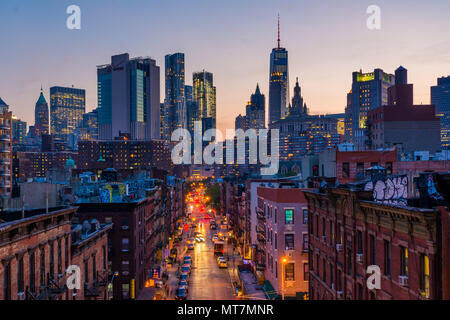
<box><xmin>277</xmin><ymin>14</ymin><xmax>281</xmax><ymax>49</ymax></box>
<box><xmin>255</xmin><ymin>83</ymin><xmax>261</xmax><ymax>95</ymax></box>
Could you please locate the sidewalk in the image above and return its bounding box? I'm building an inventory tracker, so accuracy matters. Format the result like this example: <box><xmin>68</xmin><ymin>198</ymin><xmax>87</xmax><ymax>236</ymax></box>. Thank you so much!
<box><xmin>224</xmin><ymin>241</ymin><xmax>266</xmax><ymax>300</ymax></box>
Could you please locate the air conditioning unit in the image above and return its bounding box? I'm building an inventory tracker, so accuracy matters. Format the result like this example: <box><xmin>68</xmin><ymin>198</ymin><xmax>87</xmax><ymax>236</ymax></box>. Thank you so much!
<box><xmin>399</xmin><ymin>275</ymin><xmax>408</xmax><ymax>287</ymax></box>
<box><xmin>336</xmin><ymin>244</ymin><xmax>343</xmax><ymax>252</ymax></box>
<box><xmin>356</xmin><ymin>254</ymin><xmax>363</xmax><ymax>263</ymax></box>
<box><xmin>17</xmin><ymin>292</ymin><xmax>25</xmax><ymax>300</ymax></box>
<box><xmin>322</xmin><ymin>236</ymin><xmax>327</xmax><ymax>243</ymax></box>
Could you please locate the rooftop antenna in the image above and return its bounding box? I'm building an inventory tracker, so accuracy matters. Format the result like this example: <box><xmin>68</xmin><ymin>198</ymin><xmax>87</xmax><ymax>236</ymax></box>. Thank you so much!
<box><xmin>277</xmin><ymin>14</ymin><xmax>281</xmax><ymax>49</ymax></box>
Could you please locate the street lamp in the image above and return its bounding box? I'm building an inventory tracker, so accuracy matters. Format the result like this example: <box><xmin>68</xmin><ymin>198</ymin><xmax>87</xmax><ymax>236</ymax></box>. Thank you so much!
<box><xmin>109</xmin><ymin>271</ymin><xmax>119</xmax><ymax>300</ymax></box>
<box><xmin>281</xmin><ymin>258</ymin><xmax>287</xmax><ymax>300</ymax></box>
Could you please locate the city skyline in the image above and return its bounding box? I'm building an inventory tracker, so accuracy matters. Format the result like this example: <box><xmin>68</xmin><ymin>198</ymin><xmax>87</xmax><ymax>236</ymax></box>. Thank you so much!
<box><xmin>1</xmin><ymin>0</ymin><xmax>450</xmax><ymax>135</ymax></box>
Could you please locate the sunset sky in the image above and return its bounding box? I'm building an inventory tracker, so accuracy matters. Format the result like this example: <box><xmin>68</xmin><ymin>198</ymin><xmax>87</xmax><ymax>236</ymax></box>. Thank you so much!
<box><xmin>1</xmin><ymin>0</ymin><xmax>450</xmax><ymax>134</ymax></box>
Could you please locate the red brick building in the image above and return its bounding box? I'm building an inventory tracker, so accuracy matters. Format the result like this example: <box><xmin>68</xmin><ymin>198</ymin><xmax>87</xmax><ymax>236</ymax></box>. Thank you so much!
<box><xmin>304</xmin><ymin>176</ymin><xmax>450</xmax><ymax>300</ymax></box>
<box><xmin>0</xmin><ymin>207</ymin><xmax>111</xmax><ymax>300</ymax></box>
<box><xmin>257</xmin><ymin>185</ymin><xmax>310</xmax><ymax>299</ymax></box>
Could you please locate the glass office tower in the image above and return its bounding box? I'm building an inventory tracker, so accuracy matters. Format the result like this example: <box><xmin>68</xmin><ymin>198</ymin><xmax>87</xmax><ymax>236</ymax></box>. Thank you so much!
<box><xmin>50</xmin><ymin>86</ymin><xmax>85</xmax><ymax>143</ymax></box>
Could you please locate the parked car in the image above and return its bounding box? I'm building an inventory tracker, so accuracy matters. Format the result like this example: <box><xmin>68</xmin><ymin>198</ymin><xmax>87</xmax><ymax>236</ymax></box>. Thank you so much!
<box><xmin>179</xmin><ymin>272</ymin><xmax>189</xmax><ymax>283</ymax></box>
<box><xmin>175</xmin><ymin>286</ymin><xmax>188</xmax><ymax>300</ymax></box>
<box><xmin>181</xmin><ymin>264</ymin><xmax>191</xmax><ymax>273</ymax></box>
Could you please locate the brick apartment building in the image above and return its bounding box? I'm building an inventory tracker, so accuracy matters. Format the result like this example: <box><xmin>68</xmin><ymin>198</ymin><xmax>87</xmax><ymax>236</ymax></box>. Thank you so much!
<box><xmin>304</xmin><ymin>173</ymin><xmax>450</xmax><ymax>300</ymax></box>
<box><xmin>257</xmin><ymin>184</ymin><xmax>310</xmax><ymax>299</ymax></box>
<box><xmin>0</xmin><ymin>206</ymin><xmax>111</xmax><ymax>300</ymax></box>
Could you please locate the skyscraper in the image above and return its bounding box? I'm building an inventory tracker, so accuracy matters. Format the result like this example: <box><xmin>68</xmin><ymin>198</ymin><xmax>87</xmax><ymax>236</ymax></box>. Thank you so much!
<box><xmin>34</xmin><ymin>87</ymin><xmax>49</xmax><ymax>137</ymax></box>
<box><xmin>50</xmin><ymin>86</ymin><xmax>85</xmax><ymax>143</ymax></box>
<box><xmin>269</xmin><ymin>16</ymin><xmax>289</xmax><ymax>124</ymax></box>
<box><xmin>12</xmin><ymin>116</ymin><xmax>27</xmax><ymax>144</ymax></box>
<box><xmin>164</xmin><ymin>53</ymin><xmax>186</xmax><ymax>141</ymax></box>
<box><xmin>0</xmin><ymin>98</ymin><xmax>12</xmax><ymax>197</ymax></box>
<box><xmin>431</xmin><ymin>76</ymin><xmax>450</xmax><ymax>148</ymax></box>
<box><xmin>193</xmin><ymin>70</ymin><xmax>216</xmax><ymax>129</ymax></box>
<box><xmin>344</xmin><ymin>68</ymin><xmax>395</xmax><ymax>150</ymax></box>
<box><xmin>97</xmin><ymin>53</ymin><xmax>160</xmax><ymax>140</ymax></box>
<box><xmin>234</xmin><ymin>84</ymin><xmax>265</xmax><ymax>132</ymax></box>
<box><xmin>185</xmin><ymin>85</ymin><xmax>199</xmax><ymax>137</ymax></box>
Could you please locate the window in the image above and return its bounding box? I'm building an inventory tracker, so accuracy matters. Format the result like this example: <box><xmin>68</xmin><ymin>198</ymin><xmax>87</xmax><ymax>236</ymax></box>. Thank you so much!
<box><xmin>84</xmin><ymin>260</ymin><xmax>89</xmax><ymax>284</ymax></box>
<box><xmin>29</xmin><ymin>252</ymin><xmax>36</xmax><ymax>293</ymax></box>
<box><xmin>103</xmin><ymin>246</ymin><xmax>107</xmax><ymax>270</ymax></box>
<box><xmin>122</xmin><ymin>284</ymin><xmax>130</xmax><ymax>299</ymax></box>
<box><xmin>285</xmin><ymin>263</ymin><xmax>295</xmax><ymax>281</ymax></box>
<box><xmin>3</xmin><ymin>263</ymin><xmax>11</xmax><ymax>300</ymax></box>
<box><xmin>384</xmin><ymin>240</ymin><xmax>391</xmax><ymax>276</ymax></box>
<box><xmin>65</xmin><ymin>237</ymin><xmax>69</xmax><ymax>269</ymax></box>
<box><xmin>386</xmin><ymin>162</ymin><xmax>393</xmax><ymax>175</ymax></box>
<box><xmin>370</xmin><ymin>235</ymin><xmax>376</xmax><ymax>265</ymax></box>
<box><xmin>356</xmin><ymin>162</ymin><xmax>364</xmax><ymax>178</ymax></box>
<box><xmin>18</xmin><ymin>257</ymin><xmax>24</xmax><ymax>293</ymax></box>
<box><xmin>122</xmin><ymin>238</ymin><xmax>130</xmax><ymax>252</ymax></box>
<box><xmin>40</xmin><ymin>248</ymin><xmax>45</xmax><ymax>287</ymax></box>
<box><xmin>122</xmin><ymin>261</ymin><xmax>130</xmax><ymax>272</ymax></box>
<box><xmin>93</xmin><ymin>255</ymin><xmax>97</xmax><ymax>283</ymax></box>
<box><xmin>285</xmin><ymin>209</ymin><xmax>294</xmax><ymax>225</ymax></box>
<box><xmin>274</xmin><ymin>233</ymin><xmax>277</xmax><ymax>250</ymax></box>
<box><xmin>285</xmin><ymin>234</ymin><xmax>294</xmax><ymax>250</ymax></box>
<box><xmin>57</xmin><ymin>240</ymin><xmax>62</xmax><ymax>275</ymax></box>
<box><xmin>329</xmin><ymin>263</ymin><xmax>334</xmax><ymax>287</ymax></box>
<box><xmin>358</xmin><ymin>283</ymin><xmax>364</xmax><ymax>300</ymax></box>
<box><xmin>347</xmin><ymin>247</ymin><xmax>353</xmax><ymax>276</ymax></box>
<box><xmin>302</xmin><ymin>233</ymin><xmax>308</xmax><ymax>252</ymax></box>
<box><xmin>274</xmin><ymin>208</ymin><xmax>277</xmax><ymax>224</ymax></box>
<box><xmin>400</xmin><ymin>246</ymin><xmax>408</xmax><ymax>276</ymax></box>
<box><xmin>420</xmin><ymin>254</ymin><xmax>430</xmax><ymax>298</ymax></box>
<box><xmin>357</xmin><ymin>231</ymin><xmax>363</xmax><ymax>254</ymax></box>
<box><xmin>322</xmin><ymin>258</ymin><xmax>327</xmax><ymax>282</ymax></box>
<box><xmin>322</xmin><ymin>217</ymin><xmax>326</xmax><ymax>238</ymax></box>
<box><xmin>342</xmin><ymin>163</ymin><xmax>350</xmax><ymax>178</ymax></box>
<box><xmin>49</xmin><ymin>242</ymin><xmax>54</xmax><ymax>279</ymax></box>
<box><xmin>303</xmin><ymin>209</ymin><xmax>308</xmax><ymax>224</ymax></box>
<box><xmin>330</xmin><ymin>221</ymin><xmax>335</xmax><ymax>246</ymax></box>
<box><xmin>303</xmin><ymin>263</ymin><xmax>308</xmax><ymax>281</ymax></box>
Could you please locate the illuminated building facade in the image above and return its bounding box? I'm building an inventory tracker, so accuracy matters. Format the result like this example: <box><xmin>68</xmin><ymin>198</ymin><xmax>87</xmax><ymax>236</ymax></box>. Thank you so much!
<box><xmin>34</xmin><ymin>88</ymin><xmax>49</xmax><ymax>137</ymax></box>
<box><xmin>193</xmin><ymin>70</ymin><xmax>216</xmax><ymax>129</ymax></box>
<box><xmin>50</xmin><ymin>86</ymin><xmax>85</xmax><ymax>144</ymax></box>
<box><xmin>345</xmin><ymin>68</ymin><xmax>395</xmax><ymax>150</ymax></box>
<box><xmin>235</xmin><ymin>84</ymin><xmax>266</xmax><ymax>132</ymax></box>
<box><xmin>269</xmin><ymin>17</ymin><xmax>289</xmax><ymax>124</ymax></box>
<box><xmin>186</xmin><ymin>85</ymin><xmax>199</xmax><ymax>137</ymax></box>
<box><xmin>270</xmin><ymin>79</ymin><xmax>339</xmax><ymax>162</ymax></box>
<box><xmin>12</xmin><ymin>116</ymin><xmax>27</xmax><ymax>145</ymax></box>
<box><xmin>97</xmin><ymin>53</ymin><xmax>160</xmax><ymax>140</ymax></box>
<box><xmin>431</xmin><ymin>76</ymin><xmax>450</xmax><ymax>148</ymax></box>
<box><xmin>0</xmin><ymin>99</ymin><xmax>12</xmax><ymax>197</ymax></box>
<box><xmin>164</xmin><ymin>53</ymin><xmax>186</xmax><ymax>141</ymax></box>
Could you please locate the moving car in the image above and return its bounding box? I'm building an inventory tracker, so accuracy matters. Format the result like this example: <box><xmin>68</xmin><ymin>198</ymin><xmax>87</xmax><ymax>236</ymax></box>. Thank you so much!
<box><xmin>195</xmin><ymin>236</ymin><xmax>205</xmax><ymax>242</ymax></box>
<box><xmin>187</xmin><ymin>243</ymin><xmax>195</xmax><ymax>250</ymax></box>
<box><xmin>217</xmin><ymin>256</ymin><xmax>226</xmax><ymax>264</ymax></box>
<box><xmin>211</xmin><ymin>236</ymin><xmax>218</xmax><ymax>243</ymax></box>
<box><xmin>184</xmin><ymin>255</ymin><xmax>192</xmax><ymax>263</ymax></box>
<box><xmin>218</xmin><ymin>259</ymin><xmax>228</xmax><ymax>269</ymax></box>
<box><xmin>214</xmin><ymin>241</ymin><xmax>225</xmax><ymax>256</ymax></box>
<box><xmin>176</xmin><ymin>286</ymin><xmax>188</xmax><ymax>300</ymax></box>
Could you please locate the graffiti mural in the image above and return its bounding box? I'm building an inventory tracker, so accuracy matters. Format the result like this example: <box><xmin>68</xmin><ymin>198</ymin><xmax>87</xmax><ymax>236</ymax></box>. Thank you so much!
<box><xmin>364</xmin><ymin>175</ymin><xmax>408</xmax><ymax>206</ymax></box>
